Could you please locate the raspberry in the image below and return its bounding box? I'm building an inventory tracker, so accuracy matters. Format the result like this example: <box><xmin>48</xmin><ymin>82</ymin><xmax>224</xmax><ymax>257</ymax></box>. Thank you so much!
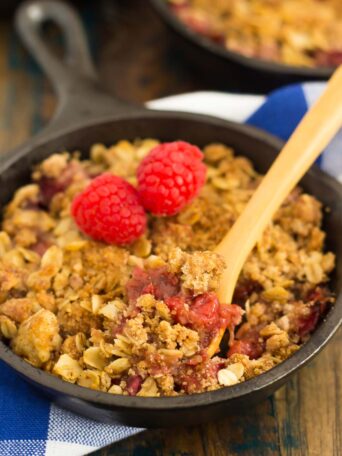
<box><xmin>71</xmin><ymin>173</ymin><xmax>146</xmax><ymax>245</ymax></box>
<box><xmin>137</xmin><ymin>141</ymin><xmax>207</xmax><ymax>216</ymax></box>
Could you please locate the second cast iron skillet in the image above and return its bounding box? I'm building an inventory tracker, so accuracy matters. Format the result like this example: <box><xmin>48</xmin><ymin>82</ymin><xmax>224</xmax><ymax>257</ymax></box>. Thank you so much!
<box><xmin>149</xmin><ymin>0</ymin><xmax>335</xmax><ymax>92</ymax></box>
<box><xmin>0</xmin><ymin>0</ymin><xmax>341</xmax><ymax>427</ymax></box>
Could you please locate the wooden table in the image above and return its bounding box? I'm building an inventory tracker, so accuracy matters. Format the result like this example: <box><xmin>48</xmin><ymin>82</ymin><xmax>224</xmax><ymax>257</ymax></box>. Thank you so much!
<box><xmin>0</xmin><ymin>1</ymin><xmax>340</xmax><ymax>455</ymax></box>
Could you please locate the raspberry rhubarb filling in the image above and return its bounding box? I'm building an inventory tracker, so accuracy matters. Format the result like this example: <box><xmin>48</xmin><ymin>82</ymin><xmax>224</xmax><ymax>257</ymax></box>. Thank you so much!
<box><xmin>119</xmin><ymin>262</ymin><xmax>244</xmax><ymax>395</ymax></box>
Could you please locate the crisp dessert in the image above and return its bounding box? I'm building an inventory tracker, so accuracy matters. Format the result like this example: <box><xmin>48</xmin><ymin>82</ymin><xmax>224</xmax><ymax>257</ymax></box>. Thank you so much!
<box><xmin>168</xmin><ymin>0</ymin><xmax>342</xmax><ymax>68</ymax></box>
<box><xmin>0</xmin><ymin>139</ymin><xmax>335</xmax><ymax>396</ymax></box>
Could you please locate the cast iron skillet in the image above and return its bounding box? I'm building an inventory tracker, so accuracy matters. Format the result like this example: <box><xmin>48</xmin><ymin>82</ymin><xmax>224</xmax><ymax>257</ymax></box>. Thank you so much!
<box><xmin>149</xmin><ymin>0</ymin><xmax>335</xmax><ymax>92</ymax></box>
<box><xmin>0</xmin><ymin>0</ymin><xmax>341</xmax><ymax>428</ymax></box>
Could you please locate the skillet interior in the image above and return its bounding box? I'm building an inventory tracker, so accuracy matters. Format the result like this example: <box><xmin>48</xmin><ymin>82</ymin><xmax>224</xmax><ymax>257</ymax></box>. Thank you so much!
<box><xmin>0</xmin><ymin>112</ymin><xmax>341</xmax><ymax>427</ymax></box>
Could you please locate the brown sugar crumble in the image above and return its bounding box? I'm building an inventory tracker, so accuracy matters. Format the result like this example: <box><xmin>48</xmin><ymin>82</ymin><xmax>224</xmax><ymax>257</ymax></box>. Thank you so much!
<box><xmin>0</xmin><ymin>140</ymin><xmax>335</xmax><ymax>396</ymax></box>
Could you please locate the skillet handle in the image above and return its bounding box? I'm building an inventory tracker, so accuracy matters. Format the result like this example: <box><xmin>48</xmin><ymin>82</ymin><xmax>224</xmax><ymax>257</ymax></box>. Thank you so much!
<box><xmin>15</xmin><ymin>0</ymin><xmax>144</xmax><ymax>134</ymax></box>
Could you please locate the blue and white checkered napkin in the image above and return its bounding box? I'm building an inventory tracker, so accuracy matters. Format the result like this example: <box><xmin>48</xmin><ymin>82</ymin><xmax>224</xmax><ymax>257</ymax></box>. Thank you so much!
<box><xmin>0</xmin><ymin>82</ymin><xmax>341</xmax><ymax>456</ymax></box>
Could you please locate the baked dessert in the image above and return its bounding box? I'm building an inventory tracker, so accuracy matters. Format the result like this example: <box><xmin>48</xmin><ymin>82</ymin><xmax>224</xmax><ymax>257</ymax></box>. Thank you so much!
<box><xmin>168</xmin><ymin>0</ymin><xmax>342</xmax><ymax>68</ymax></box>
<box><xmin>0</xmin><ymin>139</ymin><xmax>335</xmax><ymax>396</ymax></box>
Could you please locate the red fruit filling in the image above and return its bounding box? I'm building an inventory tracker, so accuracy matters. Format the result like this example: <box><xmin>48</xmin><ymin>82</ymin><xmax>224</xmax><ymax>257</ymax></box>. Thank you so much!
<box><xmin>297</xmin><ymin>286</ymin><xmax>332</xmax><ymax>338</ymax></box>
<box><xmin>172</xmin><ymin>5</ymin><xmax>224</xmax><ymax>43</ymax></box>
<box><xmin>232</xmin><ymin>279</ymin><xmax>262</xmax><ymax>307</ymax></box>
<box><xmin>228</xmin><ymin>328</ymin><xmax>264</xmax><ymax>360</ymax></box>
<box><xmin>126</xmin><ymin>375</ymin><xmax>142</xmax><ymax>396</ymax></box>
<box><xmin>175</xmin><ymin>357</ymin><xmax>225</xmax><ymax>394</ymax></box>
<box><xmin>38</xmin><ymin>162</ymin><xmax>87</xmax><ymax>207</ymax></box>
<box><xmin>297</xmin><ymin>307</ymin><xmax>320</xmax><ymax>338</ymax></box>
<box><xmin>126</xmin><ymin>267</ymin><xmax>181</xmax><ymax>305</ymax></box>
<box><xmin>166</xmin><ymin>292</ymin><xmax>242</xmax><ymax>334</ymax></box>
<box><xmin>315</xmin><ymin>50</ymin><xmax>342</xmax><ymax>67</ymax></box>
<box><xmin>30</xmin><ymin>236</ymin><xmax>52</xmax><ymax>256</ymax></box>
<box><xmin>126</xmin><ymin>266</ymin><xmax>242</xmax><ymax>353</ymax></box>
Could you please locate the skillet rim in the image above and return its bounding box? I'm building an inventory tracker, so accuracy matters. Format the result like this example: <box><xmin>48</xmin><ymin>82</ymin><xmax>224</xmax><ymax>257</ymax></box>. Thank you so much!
<box><xmin>0</xmin><ymin>109</ymin><xmax>341</xmax><ymax>411</ymax></box>
<box><xmin>149</xmin><ymin>0</ymin><xmax>335</xmax><ymax>79</ymax></box>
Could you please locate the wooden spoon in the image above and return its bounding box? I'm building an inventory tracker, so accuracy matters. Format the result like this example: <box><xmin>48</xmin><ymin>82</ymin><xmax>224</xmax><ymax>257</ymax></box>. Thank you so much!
<box><xmin>207</xmin><ymin>65</ymin><xmax>342</xmax><ymax>358</ymax></box>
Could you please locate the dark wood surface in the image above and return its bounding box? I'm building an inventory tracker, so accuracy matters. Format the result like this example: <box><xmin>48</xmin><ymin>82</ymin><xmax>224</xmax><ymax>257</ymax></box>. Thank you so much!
<box><xmin>0</xmin><ymin>1</ymin><xmax>340</xmax><ymax>455</ymax></box>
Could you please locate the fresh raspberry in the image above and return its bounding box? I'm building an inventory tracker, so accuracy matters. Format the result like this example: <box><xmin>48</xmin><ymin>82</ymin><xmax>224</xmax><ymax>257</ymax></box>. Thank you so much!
<box><xmin>71</xmin><ymin>173</ymin><xmax>146</xmax><ymax>245</ymax></box>
<box><xmin>137</xmin><ymin>141</ymin><xmax>207</xmax><ymax>216</ymax></box>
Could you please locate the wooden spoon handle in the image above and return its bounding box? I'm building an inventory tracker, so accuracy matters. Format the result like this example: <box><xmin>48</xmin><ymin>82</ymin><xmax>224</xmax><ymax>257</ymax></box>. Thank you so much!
<box><xmin>216</xmin><ymin>66</ymin><xmax>342</xmax><ymax>305</ymax></box>
<box><xmin>207</xmin><ymin>66</ymin><xmax>342</xmax><ymax>357</ymax></box>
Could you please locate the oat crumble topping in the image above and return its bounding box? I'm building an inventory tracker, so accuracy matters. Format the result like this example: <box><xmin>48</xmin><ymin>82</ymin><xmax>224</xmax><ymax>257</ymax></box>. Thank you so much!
<box><xmin>0</xmin><ymin>139</ymin><xmax>335</xmax><ymax>396</ymax></box>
